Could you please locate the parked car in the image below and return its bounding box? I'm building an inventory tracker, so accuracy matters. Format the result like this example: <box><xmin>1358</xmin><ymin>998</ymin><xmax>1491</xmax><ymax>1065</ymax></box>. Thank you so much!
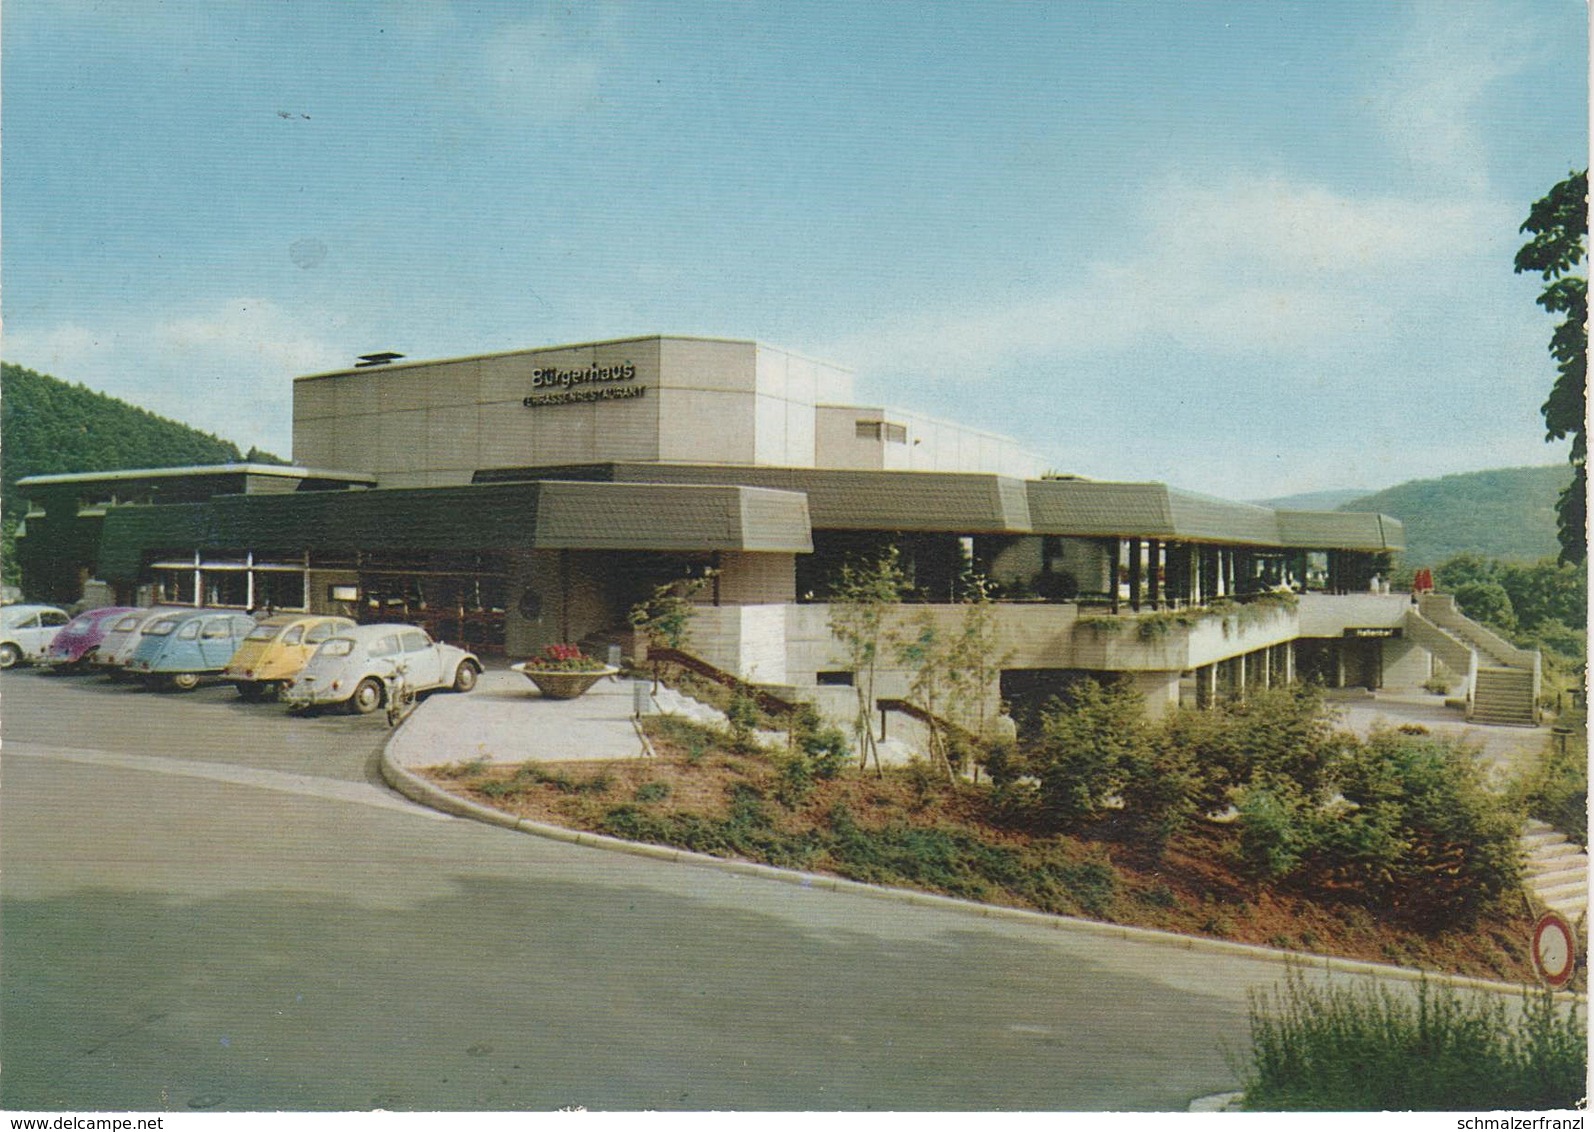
<box><xmin>223</xmin><ymin>613</ymin><xmax>357</xmax><ymax>700</ymax></box>
<box><xmin>0</xmin><ymin>604</ymin><xmax>72</xmax><ymax>668</ymax></box>
<box><xmin>282</xmin><ymin>623</ymin><xmax>480</xmax><ymax>714</ymax></box>
<box><xmin>43</xmin><ymin>606</ymin><xmax>139</xmax><ymax>670</ymax></box>
<box><xmin>124</xmin><ymin>609</ymin><xmax>259</xmax><ymax>690</ymax></box>
<box><xmin>96</xmin><ymin>606</ymin><xmax>191</xmax><ymax>678</ymax></box>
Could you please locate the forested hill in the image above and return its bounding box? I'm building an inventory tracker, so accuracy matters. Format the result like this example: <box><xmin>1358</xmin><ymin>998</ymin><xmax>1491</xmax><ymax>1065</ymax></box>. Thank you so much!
<box><xmin>0</xmin><ymin>362</ymin><xmax>280</xmax><ymax>522</ymax></box>
<box><xmin>1340</xmin><ymin>465</ymin><xmax>1574</xmax><ymax>566</ymax></box>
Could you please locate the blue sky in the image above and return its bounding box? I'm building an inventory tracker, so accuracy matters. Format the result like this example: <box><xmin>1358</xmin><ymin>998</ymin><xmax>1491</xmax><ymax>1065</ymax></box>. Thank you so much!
<box><xmin>4</xmin><ymin>1</ymin><xmax>1586</xmax><ymax>498</ymax></box>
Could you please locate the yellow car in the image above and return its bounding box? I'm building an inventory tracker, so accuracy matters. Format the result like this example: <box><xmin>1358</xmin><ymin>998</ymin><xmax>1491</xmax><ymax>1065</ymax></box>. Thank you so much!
<box><xmin>224</xmin><ymin>614</ymin><xmax>357</xmax><ymax>701</ymax></box>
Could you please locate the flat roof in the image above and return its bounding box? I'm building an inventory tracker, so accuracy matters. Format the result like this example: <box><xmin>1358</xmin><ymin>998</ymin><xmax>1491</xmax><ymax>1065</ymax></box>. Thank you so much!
<box><xmin>293</xmin><ymin>334</ymin><xmax>851</xmax><ymax>383</ymax></box>
<box><xmin>474</xmin><ymin>463</ymin><xmax>1404</xmax><ymax>551</ymax></box>
<box><xmin>17</xmin><ymin>463</ymin><xmax>378</xmax><ymax>487</ymax></box>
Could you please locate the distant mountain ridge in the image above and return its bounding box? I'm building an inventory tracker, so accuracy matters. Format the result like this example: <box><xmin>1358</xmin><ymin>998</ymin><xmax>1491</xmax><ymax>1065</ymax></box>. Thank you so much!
<box><xmin>1337</xmin><ymin>465</ymin><xmax>1573</xmax><ymax>566</ymax></box>
<box><xmin>1253</xmin><ymin>488</ymin><xmax>1372</xmax><ymax>512</ymax></box>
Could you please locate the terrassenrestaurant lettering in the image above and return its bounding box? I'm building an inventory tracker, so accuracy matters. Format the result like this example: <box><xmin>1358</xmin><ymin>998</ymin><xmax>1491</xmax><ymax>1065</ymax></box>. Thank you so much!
<box><xmin>522</xmin><ymin>385</ymin><xmax>647</xmax><ymax>407</ymax></box>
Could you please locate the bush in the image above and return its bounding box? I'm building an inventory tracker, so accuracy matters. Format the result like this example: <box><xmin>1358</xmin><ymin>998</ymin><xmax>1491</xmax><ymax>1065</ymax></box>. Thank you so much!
<box><xmin>1030</xmin><ymin>678</ymin><xmax>1148</xmax><ymax>829</ymax></box>
<box><xmin>1326</xmin><ymin>732</ymin><xmax>1522</xmax><ymax>926</ymax></box>
<box><xmin>1516</xmin><ymin>716</ymin><xmax>1587</xmax><ymax>848</ymax></box>
<box><xmin>1233</xmin><ymin>779</ymin><xmax>1316</xmax><ymax>881</ymax></box>
<box><xmin>1243</xmin><ymin>971</ymin><xmax>1587</xmax><ymax>1110</ymax></box>
<box><xmin>725</xmin><ymin>691</ymin><xmax>761</xmax><ymax>753</ymax></box>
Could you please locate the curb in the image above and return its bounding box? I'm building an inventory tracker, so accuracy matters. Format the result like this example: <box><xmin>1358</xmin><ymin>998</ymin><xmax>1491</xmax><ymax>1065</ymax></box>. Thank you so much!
<box><xmin>380</xmin><ymin>737</ymin><xmax>1585</xmax><ymax>1001</ymax></box>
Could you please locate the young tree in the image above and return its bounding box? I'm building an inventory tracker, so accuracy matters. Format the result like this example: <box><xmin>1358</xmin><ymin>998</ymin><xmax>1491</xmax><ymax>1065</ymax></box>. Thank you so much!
<box><xmin>627</xmin><ymin>569</ymin><xmax>716</xmax><ymax>690</ymax></box>
<box><xmin>827</xmin><ymin>547</ymin><xmax>907</xmax><ymax>777</ymax></box>
<box><xmin>1515</xmin><ymin>169</ymin><xmax>1588</xmax><ymax>565</ymax></box>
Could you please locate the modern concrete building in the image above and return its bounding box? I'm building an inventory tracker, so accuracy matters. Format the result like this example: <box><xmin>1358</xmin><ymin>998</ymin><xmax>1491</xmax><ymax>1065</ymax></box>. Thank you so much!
<box><xmin>15</xmin><ymin>335</ymin><xmax>1540</xmax><ymax>729</ymax></box>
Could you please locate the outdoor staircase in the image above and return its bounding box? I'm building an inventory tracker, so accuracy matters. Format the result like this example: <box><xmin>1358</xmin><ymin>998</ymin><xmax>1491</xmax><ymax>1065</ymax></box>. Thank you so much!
<box><xmin>1522</xmin><ymin>818</ymin><xmax>1588</xmax><ymax>925</ymax></box>
<box><xmin>1472</xmin><ymin>668</ymin><xmax>1539</xmax><ymax>726</ymax></box>
<box><xmin>1413</xmin><ymin>594</ymin><xmax>1541</xmax><ymax>727</ymax></box>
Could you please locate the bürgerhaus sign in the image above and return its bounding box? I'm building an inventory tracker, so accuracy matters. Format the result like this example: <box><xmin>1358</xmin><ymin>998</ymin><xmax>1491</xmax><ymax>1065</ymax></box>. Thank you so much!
<box><xmin>522</xmin><ymin>362</ymin><xmax>645</xmax><ymax>408</ymax></box>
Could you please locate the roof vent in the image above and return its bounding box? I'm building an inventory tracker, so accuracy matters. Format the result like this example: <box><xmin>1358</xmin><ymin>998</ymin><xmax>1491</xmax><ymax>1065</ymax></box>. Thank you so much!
<box><xmin>355</xmin><ymin>352</ymin><xmax>405</xmax><ymax>368</ymax></box>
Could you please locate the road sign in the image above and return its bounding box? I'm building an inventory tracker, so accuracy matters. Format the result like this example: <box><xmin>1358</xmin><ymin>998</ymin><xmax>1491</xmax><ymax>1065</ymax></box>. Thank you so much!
<box><xmin>1531</xmin><ymin>912</ymin><xmax>1577</xmax><ymax>989</ymax></box>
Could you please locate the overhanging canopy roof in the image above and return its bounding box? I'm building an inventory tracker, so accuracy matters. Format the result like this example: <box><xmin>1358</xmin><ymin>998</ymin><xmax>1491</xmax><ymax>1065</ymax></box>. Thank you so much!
<box><xmin>97</xmin><ymin>480</ymin><xmax>812</xmax><ymax>580</ymax></box>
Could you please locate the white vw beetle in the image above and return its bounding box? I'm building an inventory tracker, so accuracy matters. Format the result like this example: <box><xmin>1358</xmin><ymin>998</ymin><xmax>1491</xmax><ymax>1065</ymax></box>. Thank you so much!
<box><xmin>282</xmin><ymin>623</ymin><xmax>480</xmax><ymax>714</ymax></box>
<box><xmin>0</xmin><ymin>604</ymin><xmax>71</xmax><ymax>668</ymax></box>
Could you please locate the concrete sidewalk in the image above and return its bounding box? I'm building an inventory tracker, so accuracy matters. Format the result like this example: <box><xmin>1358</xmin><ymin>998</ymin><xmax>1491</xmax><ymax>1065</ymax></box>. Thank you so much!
<box><xmin>1328</xmin><ymin>689</ymin><xmax>1552</xmax><ymax>779</ymax></box>
<box><xmin>387</xmin><ymin>668</ymin><xmax>651</xmax><ymax>771</ymax></box>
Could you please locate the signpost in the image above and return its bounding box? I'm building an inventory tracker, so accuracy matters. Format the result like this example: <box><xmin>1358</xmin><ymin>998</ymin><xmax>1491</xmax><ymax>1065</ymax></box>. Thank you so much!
<box><xmin>1531</xmin><ymin>911</ymin><xmax>1577</xmax><ymax>989</ymax></box>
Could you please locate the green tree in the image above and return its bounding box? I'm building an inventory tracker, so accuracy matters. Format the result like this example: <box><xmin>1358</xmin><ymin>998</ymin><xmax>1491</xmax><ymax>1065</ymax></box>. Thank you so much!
<box><xmin>1031</xmin><ymin>678</ymin><xmax>1149</xmax><ymax>830</ymax></box>
<box><xmin>1515</xmin><ymin>169</ymin><xmax>1588</xmax><ymax>565</ymax></box>
<box><xmin>827</xmin><ymin>548</ymin><xmax>908</xmax><ymax>777</ymax></box>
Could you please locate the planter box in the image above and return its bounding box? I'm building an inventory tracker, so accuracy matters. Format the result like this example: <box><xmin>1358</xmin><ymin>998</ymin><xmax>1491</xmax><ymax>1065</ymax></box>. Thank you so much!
<box><xmin>510</xmin><ymin>663</ymin><xmax>619</xmax><ymax>700</ymax></box>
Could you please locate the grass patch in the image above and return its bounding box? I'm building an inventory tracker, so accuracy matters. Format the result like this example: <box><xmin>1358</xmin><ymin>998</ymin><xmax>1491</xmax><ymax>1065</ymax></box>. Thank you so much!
<box><xmin>1242</xmin><ymin>970</ymin><xmax>1586</xmax><ymax>1111</ymax></box>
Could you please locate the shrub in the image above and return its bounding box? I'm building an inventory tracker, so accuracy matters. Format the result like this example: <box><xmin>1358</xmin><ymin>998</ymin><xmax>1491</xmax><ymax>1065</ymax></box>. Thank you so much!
<box><xmin>1117</xmin><ymin>737</ymin><xmax>1203</xmax><ymax>851</ymax></box>
<box><xmin>1243</xmin><ymin>971</ymin><xmax>1587</xmax><ymax>1110</ymax></box>
<box><xmin>725</xmin><ymin>691</ymin><xmax>761</xmax><ymax>753</ymax></box>
<box><xmin>1326</xmin><ymin>732</ymin><xmax>1522</xmax><ymax>926</ymax></box>
<box><xmin>1030</xmin><ymin>678</ymin><xmax>1148</xmax><ymax>829</ymax></box>
<box><xmin>1515</xmin><ymin>717</ymin><xmax>1588</xmax><ymax>848</ymax></box>
<box><xmin>1233</xmin><ymin>779</ymin><xmax>1316</xmax><ymax>881</ymax></box>
<box><xmin>634</xmin><ymin>781</ymin><xmax>671</xmax><ymax>804</ymax></box>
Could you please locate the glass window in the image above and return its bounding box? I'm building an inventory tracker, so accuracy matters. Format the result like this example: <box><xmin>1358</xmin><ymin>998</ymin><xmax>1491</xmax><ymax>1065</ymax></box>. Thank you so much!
<box><xmin>114</xmin><ymin>615</ymin><xmax>143</xmax><ymax>631</ymax></box>
<box><xmin>146</xmin><ymin>619</ymin><xmax>180</xmax><ymax>636</ymax></box>
<box><xmin>246</xmin><ymin>623</ymin><xmax>279</xmax><ymax>641</ymax></box>
<box><xmin>282</xmin><ymin>625</ymin><xmax>305</xmax><ymax>646</ymax></box>
<box><xmin>204</xmin><ymin>572</ymin><xmax>249</xmax><ymax>609</ymax></box>
<box><xmin>176</xmin><ymin>621</ymin><xmax>202</xmax><ymax>640</ymax></box>
<box><xmin>39</xmin><ymin>610</ymin><xmax>70</xmax><ymax>627</ymax></box>
<box><xmin>255</xmin><ymin>570</ymin><xmax>307</xmax><ymax>611</ymax></box>
<box><xmin>401</xmin><ymin>630</ymin><xmax>432</xmax><ymax>653</ymax></box>
<box><xmin>884</xmin><ymin>423</ymin><xmax>908</xmax><ymax>444</ymax></box>
<box><xmin>855</xmin><ymin>420</ymin><xmax>884</xmax><ymax>440</ymax></box>
<box><xmin>304</xmin><ymin>622</ymin><xmax>338</xmax><ymax>645</ymax></box>
<box><xmin>319</xmin><ymin>638</ymin><xmax>355</xmax><ymax>658</ymax></box>
<box><xmin>370</xmin><ymin>635</ymin><xmax>401</xmax><ymax>658</ymax></box>
<box><xmin>201</xmin><ymin>619</ymin><xmax>232</xmax><ymax>639</ymax></box>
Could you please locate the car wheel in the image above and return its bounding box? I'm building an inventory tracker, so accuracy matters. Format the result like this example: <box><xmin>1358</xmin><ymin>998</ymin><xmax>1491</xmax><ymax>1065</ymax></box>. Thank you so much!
<box><xmin>349</xmin><ymin>677</ymin><xmax>384</xmax><ymax>715</ymax></box>
<box><xmin>170</xmin><ymin>672</ymin><xmax>201</xmax><ymax>692</ymax></box>
<box><xmin>0</xmin><ymin>643</ymin><xmax>20</xmax><ymax>670</ymax></box>
<box><xmin>452</xmin><ymin>661</ymin><xmax>480</xmax><ymax>693</ymax></box>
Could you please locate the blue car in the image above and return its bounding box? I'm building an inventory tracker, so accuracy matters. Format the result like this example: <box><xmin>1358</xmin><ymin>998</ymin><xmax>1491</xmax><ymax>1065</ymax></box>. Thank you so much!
<box><xmin>124</xmin><ymin>609</ymin><xmax>258</xmax><ymax>690</ymax></box>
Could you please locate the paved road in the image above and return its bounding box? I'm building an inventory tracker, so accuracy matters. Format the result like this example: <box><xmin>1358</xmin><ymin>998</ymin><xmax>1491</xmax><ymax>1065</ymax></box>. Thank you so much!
<box><xmin>0</xmin><ymin>668</ymin><xmax>1403</xmax><ymax>1111</ymax></box>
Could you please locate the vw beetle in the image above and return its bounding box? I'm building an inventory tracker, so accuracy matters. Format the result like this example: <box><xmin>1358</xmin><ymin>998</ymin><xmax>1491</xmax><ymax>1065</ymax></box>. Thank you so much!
<box><xmin>0</xmin><ymin>604</ymin><xmax>71</xmax><ymax>669</ymax></box>
<box><xmin>282</xmin><ymin>623</ymin><xmax>480</xmax><ymax>714</ymax></box>
<box><xmin>224</xmin><ymin>613</ymin><xmax>356</xmax><ymax>700</ymax></box>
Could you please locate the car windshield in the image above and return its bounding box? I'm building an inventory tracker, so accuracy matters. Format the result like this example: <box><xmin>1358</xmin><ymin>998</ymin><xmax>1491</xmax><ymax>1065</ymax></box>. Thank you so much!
<box><xmin>145</xmin><ymin>619</ymin><xmax>180</xmax><ymax>636</ymax></box>
<box><xmin>0</xmin><ymin>609</ymin><xmax>33</xmax><ymax>629</ymax></box>
<box><xmin>246</xmin><ymin>623</ymin><xmax>280</xmax><ymax>641</ymax></box>
<box><xmin>318</xmin><ymin>638</ymin><xmax>355</xmax><ymax>657</ymax></box>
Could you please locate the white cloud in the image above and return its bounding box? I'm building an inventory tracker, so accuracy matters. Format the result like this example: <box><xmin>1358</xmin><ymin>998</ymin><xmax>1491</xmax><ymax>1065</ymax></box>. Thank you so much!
<box><xmin>1371</xmin><ymin>2</ymin><xmax>1536</xmax><ymax>192</ymax></box>
<box><xmin>826</xmin><ymin>174</ymin><xmax>1510</xmax><ymax>380</ymax></box>
<box><xmin>477</xmin><ymin>7</ymin><xmax>624</xmax><ymax>121</ymax></box>
<box><xmin>4</xmin><ymin>299</ymin><xmax>349</xmax><ymax>458</ymax></box>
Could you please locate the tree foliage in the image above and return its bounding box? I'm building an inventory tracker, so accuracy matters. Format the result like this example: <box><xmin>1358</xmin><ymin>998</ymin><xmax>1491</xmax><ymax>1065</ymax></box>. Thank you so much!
<box><xmin>1514</xmin><ymin>169</ymin><xmax>1588</xmax><ymax>565</ymax></box>
<box><xmin>1</xmin><ymin>362</ymin><xmax>289</xmax><ymax>588</ymax></box>
<box><xmin>826</xmin><ymin>548</ymin><xmax>908</xmax><ymax>776</ymax></box>
<box><xmin>0</xmin><ymin>363</ymin><xmax>285</xmax><ymax>522</ymax></box>
<box><xmin>1339</xmin><ymin>465</ymin><xmax>1571</xmax><ymax>566</ymax></box>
